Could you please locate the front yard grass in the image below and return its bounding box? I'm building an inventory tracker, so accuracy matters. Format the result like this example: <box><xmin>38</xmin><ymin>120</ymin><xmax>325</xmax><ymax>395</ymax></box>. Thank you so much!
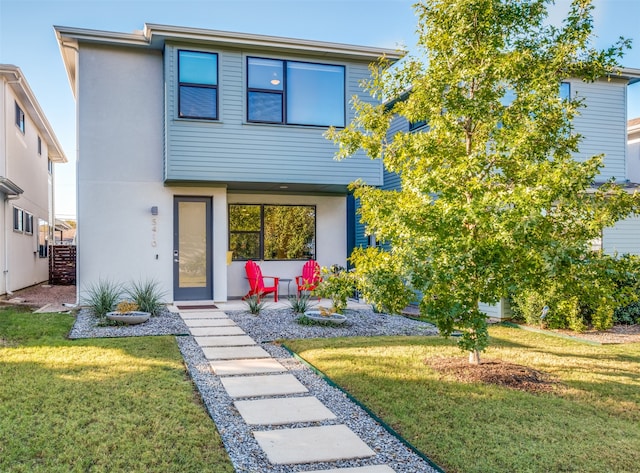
<box><xmin>0</xmin><ymin>308</ymin><xmax>234</xmax><ymax>473</ymax></box>
<box><xmin>285</xmin><ymin>325</ymin><xmax>640</xmax><ymax>473</ymax></box>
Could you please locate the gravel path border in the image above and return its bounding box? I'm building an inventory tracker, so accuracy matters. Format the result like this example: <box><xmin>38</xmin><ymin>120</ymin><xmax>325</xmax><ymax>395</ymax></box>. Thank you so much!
<box><xmin>69</xmin><ymin>306</ymin><xmax>442</xmax><ymax>472</ymax></box>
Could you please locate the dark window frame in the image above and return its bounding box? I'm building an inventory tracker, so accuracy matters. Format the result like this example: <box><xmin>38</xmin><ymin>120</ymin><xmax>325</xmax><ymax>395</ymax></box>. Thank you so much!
<box><xmin>229</xmin><ymin>203</ymin><xmax>317</xmax><ymax>261</ymax></box>
<box><xmin>409</xmin><ymin>120</ymin><xmax>429</xmax><ymax>132</ymax></box>
<box><xmin>15</xmin><ymin>102</ymin><xmax>25</xmax><ymax>134</ymax></box>
<box><xmin>246</xmin><ymin>56</ymin><xmax>346</xmax><ymax>127</ymax></box>
<box><xmin>24</xmin><ymin>212</ymin><xmax>33</xmax><ymax>235</ymax></box>
<box><xmin>37</xmin><ymin>136</ymin><xmax>42</xmax><ymax>155</ymax></box>
<box><xmin>178</xmin><ymin>49</ymin><xmax>219</xmax><ymax>120</ymax></box>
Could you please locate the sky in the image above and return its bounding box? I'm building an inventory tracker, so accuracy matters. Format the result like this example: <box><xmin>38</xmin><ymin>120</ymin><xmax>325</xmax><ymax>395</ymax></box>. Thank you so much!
<box><xmin>1</xmin><ymin>0</ymin><xmax>639</xmax><ymax>220</ymax></box>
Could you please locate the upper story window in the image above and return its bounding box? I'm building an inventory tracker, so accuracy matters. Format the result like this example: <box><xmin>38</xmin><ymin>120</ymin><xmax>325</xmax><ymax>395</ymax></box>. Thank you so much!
<box><xmin>13</xmin><ymin>207</ymin><xmax>24</xmax><ymax>232</ymax></box>
<box><xmin>559</xmin><ymin>82</ymin><xmax>571</xmax><ymax>100</ymax></box>
<box><xmin>409</xmin><ymin>120</ymin><xmax>428</xmax><ymax>132</ymax></box>
<box><xmin>15</xmin><ymin>102</ymin><xmax>25</xmax><ymax>134</ymax></box>
<box><xmin>48</xmin><ymin>159</ymin><xmax>53</xmax><ymax>174</ymax></box>
<box><xmin>38</xmin><ymin>136</ymin><xmax>42</xmax><ymax>155</ymax></box>
<box><xmin>178</xmin><ymin>50</ymin><xmax>218</xmax><ymax>120</ymax></box>
<box><xmin>247</xmin><ymin>57</ymin><xmax>345</xmax><ymax>127</ymax></box>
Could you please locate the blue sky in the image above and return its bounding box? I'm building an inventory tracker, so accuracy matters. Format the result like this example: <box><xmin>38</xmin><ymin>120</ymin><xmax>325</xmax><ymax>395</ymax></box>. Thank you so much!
<box><xmin>1</xmin><ymin>0</ymin><xmax>639</xmax><ymax>219</ymax></box>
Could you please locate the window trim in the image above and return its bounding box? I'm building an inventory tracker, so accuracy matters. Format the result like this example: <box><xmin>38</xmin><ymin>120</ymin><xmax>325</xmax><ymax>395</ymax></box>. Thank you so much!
<box><xmin>229</xmin><ymin>203</ymin><xmax>317</xmax><ymax>261</ymax></box>
<box><xmin>177</xmin><ymin>49</ymin><xmax>219</xmax><ymax>120</ymax></box>
<box><xmin>246</xmin><ymin>56</ymin><xmax>346</xmax><ymax>127</ymax></box>
<box><xmin>13</xmin><ymin>207</ymin><xmax>24</xmax><ymax>232</ymax></box>
<box><xmin>15</xmin><ymin>102</ymin><xmax>25</xmax><ymax>134</ymax></box>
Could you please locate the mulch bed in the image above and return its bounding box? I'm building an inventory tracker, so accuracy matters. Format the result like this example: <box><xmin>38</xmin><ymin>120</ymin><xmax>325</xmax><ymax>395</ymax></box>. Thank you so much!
<box><xmin>426</xmin><ymin>357</ymin><xmax>560</xmax><ymax>393</ymax></box>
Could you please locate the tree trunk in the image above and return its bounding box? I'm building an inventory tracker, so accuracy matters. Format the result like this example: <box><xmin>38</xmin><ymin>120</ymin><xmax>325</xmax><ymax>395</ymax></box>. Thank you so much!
<box><xmin>469</xmin><ymin>349</ymin><xmax>481</xmax><ymax>365</ymax></box>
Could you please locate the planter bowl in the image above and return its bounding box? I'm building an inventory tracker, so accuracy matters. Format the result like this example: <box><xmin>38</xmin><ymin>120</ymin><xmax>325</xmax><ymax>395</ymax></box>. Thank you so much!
<box><xmin>304</xmin><ymin>310</ymin><xmax>347</xmax><ymax>325</ymax></box>
<box><xmin>106</xmin><ymin>311</ymin><xmax>150</xmax><ymax>325</ymax></box>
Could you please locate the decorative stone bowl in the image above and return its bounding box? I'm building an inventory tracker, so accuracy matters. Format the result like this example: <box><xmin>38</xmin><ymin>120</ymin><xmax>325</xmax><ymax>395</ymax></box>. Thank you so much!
<box><xmin>106</xmin><ymin>311</ymin><xmax>150</xmax><ymax>325</ymax></box>
<box><xmin>304</xmin><ymin>309</ymin><xmax>347</xmax><ymax>325</ymax></box>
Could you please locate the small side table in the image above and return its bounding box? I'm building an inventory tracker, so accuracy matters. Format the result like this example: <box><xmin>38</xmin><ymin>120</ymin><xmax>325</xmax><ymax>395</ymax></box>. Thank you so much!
<box><xmin>279</xmin><ymin>278</ymin><xmax>293</xmax><ymax>298</ymax></box>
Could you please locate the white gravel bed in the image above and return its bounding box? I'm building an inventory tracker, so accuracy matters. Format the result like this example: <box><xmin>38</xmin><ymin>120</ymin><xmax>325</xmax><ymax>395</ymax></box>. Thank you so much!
<box><xmin>225</xmin><ymin>307</ymin><xmax>439</xmax><ymax>342</ymax></box>
<box><xmin>68</xmin><ymin>308</ymin><xmax>189</xmax><ymax>338</ymax></box>
<box><xmin>177</xmin><ymin>335</ymin><xmax>441</xmax><ymax>473</ymax></box>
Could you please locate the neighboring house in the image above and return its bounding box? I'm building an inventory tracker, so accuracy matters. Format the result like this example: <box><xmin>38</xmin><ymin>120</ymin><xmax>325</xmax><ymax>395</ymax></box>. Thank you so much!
<box><xmin>359</xmin><ymin>73</ymin><xmax>640</xmax><ymax>318</ymax></box>
<box><xmin>0</xmin><ymin>65</ymin><xmax>67</xmax><ymax>295</ymax></box>
<box><xmin>55</xmin><ymin>24</ymin><xmax>401</xmax><ymax>302</ymax></box>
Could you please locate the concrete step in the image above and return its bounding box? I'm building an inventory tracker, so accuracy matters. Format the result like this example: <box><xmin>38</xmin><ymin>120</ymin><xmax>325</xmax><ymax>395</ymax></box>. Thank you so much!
<box><xmin>202</xmin><ymin>345</ymin><xmax>271</xmax><ymax>360</ymax></box>
<box><xmin>179</xmin><ymin>311</ymin><xmax>229</xmax><ymax>319</ymax></box>
<box><xmin>184</xmin><ymin>318</ymin><xmax>236</xmax><ymax>327</ymax></box>
<box><xmin>195</xmin><ymin>335</ymin><xmax>256</xmax><ymax>347</ymax></box>
<box><xmin>220</xmin><ymin>373</ymin><xmax>308</xmax><ymax>398</ymax></box>
<box><xmin>253</xmin><ymin>424</ymin><xmax>375</xmax><ymax>465</ymax></box>
<box><xmin>235</xmin><ymin>396</ymin><xmax>336</xmax><ymax>425</ymax></box>
<box><xmin>189</xmin><ymin>326</ymin><xmax>246</xmax><ymax>337</ymax></box>
<box><xmin>210</xmin><ymin>358</ymin><xmax>287</xmax><ymax>376</ymax></box>
<box><xmin>310</xmin><ymin>467</ymin><xmax>395</xmax><ymax>473</ymax></box>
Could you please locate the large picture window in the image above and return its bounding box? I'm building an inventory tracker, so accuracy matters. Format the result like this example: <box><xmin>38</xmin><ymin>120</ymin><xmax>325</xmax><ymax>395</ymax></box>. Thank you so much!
<box><xmin>247</xmin><ymin>57</ymin><xmax>345</xmax><ymax>127</ymax></box>
<box><xmin>178</xmin><ymin>50</ymin><xmax>218</xmax><ymax>119</ymax></box>
<box><xmin>229</xmin><ymin>204</ymin><xmax>316</xmax><ymax>260</ymax></box>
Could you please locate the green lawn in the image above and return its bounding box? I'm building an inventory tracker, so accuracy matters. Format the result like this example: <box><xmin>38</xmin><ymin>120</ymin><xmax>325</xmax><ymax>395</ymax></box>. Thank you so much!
<box><xmin>0</xmin><ymin>308</ymin><xmax>234</xmax><ymax>473</ymax></box>
<box><xmin>285</xmin><ymin>325</ymin><xmax>640</xmax><ymax>473</ymax></box>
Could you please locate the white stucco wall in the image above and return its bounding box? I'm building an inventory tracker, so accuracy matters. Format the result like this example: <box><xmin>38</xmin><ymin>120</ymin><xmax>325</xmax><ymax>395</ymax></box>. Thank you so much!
<box><xmin>1</xmin><ymin>79</ymin><xmax>51</xmax><ymax>293</ymax></box>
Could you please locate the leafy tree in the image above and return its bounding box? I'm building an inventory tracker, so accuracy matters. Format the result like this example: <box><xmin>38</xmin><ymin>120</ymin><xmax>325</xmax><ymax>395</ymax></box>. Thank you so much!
<box><xmin>329</xmin><ymin>0</ymin><xmax>639</xmax><ymax>363</ymax></box>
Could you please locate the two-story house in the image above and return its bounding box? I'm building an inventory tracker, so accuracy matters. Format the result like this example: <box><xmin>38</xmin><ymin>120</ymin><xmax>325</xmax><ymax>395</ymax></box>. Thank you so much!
<box><xmin>0</xmin><ymin>65</ymin><xmax>67</xmax><ymax>296</ymax></box>
<box><xmin>55</xmin><ymin>24</ymin><xmax>401</xmax><ymax>303</ymax></box>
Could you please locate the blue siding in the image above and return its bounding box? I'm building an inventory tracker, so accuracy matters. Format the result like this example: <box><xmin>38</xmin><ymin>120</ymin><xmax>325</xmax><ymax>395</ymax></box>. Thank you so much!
<box><xmin>164</xmin><ymin>43</ymin><xmax>382</xmax><ymax>188</ymax></box>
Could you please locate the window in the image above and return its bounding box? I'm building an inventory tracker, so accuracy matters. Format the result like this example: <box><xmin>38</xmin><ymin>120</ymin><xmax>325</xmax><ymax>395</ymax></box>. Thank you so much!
<box><xmin>13</xmin><ymin>207</ymin><xmax>24</xmax><ymax>232</ymax></box>
<box><xmin>178</xmin><ymin>50</ymin><xmax>218</xmax><ymax>119</ymax></box>
<box><xmin>38</xmin><ymin>219</ymin><xmax>49</xmax><ymax>258</ymax></box>
<box><xmin>560</xmin><ymin>82</ymin><xmax>570</xmax><ymax>100</ymax></box>
<box><xmin>38</xmin><ymin>136</ymin><xmax>42</xmax><ymax>155</ymax></box>
<box><xmin>48</xmin><ymin>159</ymin><xmax>53</xmax><ymax>174</ymax></box>
<box><xmin>247</xmin><ymin>57</ymin><xmax>345</xmax><ymax>127</ymax></box>
<box><xmin>15</xmin><ymin>102</ymin><xmax>25</xmax><ymax>133</ymax></box>
<box><xmin>24</xmin><ymin>213</ymin><xmax>33</xmax><ymax>235</ymax></box>
<box><xmin>229</xmin><ymin>204</ymin><xmax>316</xmax><ymax>260</ymax></box>
<box><xmin>409</xmin><ymin>120</ymin><xmax>428</xmax><ymax>131</ymax></box>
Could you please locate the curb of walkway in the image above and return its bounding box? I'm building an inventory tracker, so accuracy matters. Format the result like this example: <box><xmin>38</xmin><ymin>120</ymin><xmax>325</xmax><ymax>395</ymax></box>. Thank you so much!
<box><xmin>280</xmin><ymin>343</ymin><xmax>446</xmax><ymax>473</ymax></box>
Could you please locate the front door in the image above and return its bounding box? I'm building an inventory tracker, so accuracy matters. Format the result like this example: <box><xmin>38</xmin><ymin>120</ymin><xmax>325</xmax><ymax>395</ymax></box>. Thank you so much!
<box><xmin>173</xmin><ymin>196</ymin><xmax>212</xmax><ymax>300</ymax></box>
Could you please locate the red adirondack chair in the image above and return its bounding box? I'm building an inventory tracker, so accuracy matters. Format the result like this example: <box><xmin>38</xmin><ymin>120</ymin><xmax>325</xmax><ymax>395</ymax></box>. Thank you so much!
<box><xmin>244</xmin><ymin>260</ymin><xmax>279</xmax><ymax>302</ymax></box>
<box><xmin>296</xmin><ymin>260</ymin><xmax>321</xmax><ymax>297</ymax></box>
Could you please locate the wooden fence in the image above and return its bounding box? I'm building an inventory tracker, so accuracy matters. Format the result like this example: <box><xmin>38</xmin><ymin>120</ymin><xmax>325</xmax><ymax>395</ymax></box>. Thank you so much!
<box><xmin>49</xmin><ymin>245</ymin><xmax>76</xmax><ymax>285</ymax></box>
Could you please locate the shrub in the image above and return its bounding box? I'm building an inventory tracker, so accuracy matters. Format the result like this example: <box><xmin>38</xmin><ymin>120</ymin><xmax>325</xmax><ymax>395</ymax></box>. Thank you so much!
<box><xmin>511</xmin><ymin>253</ymin><xmax>640</xmax><ymax>331</ymax></box>
<box><xmin>82</xmin><ymin>279</ymin><xmax>122</xmax><ymax>318</ymax></box>
<box><xmin>613</xmin><ymin>301</ymin><xmax>640</xmax><ymax>325</ymax></box>
<box><xmin>126</xmin><ymin>279</ymin><xmax>165</xmax><ymax>316</ymax></box>
<box><xmin>314</xmin><ymin>265</ymin><xmax>355</xmax><ymax>314</ymax></box>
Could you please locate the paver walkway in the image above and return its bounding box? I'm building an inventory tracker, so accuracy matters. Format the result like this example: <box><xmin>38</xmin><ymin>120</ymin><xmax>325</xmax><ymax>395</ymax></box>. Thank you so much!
<box><xmin>179</xmin><ymin>307</ymin><xmax>397</xmax><ymax>472</ymax></box>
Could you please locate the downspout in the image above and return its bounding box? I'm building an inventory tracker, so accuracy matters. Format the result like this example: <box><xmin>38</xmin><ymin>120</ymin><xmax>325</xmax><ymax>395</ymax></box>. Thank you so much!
<box><xmin>3</xmin><ymin>72</ymin><xmax>22</xmax><ymax>296</ymax></box>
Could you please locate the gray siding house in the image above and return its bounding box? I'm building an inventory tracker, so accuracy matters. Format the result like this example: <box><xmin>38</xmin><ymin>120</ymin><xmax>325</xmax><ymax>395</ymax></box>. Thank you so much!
<box><xmin>356</xmin><ymin>74</ymin><xmax>640</xmax><ymax>318</ymax></box>
<box><xmin>55</xmin><ymin>24</ymin><xmax>401</xmax><ymax>302</ymax></box>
